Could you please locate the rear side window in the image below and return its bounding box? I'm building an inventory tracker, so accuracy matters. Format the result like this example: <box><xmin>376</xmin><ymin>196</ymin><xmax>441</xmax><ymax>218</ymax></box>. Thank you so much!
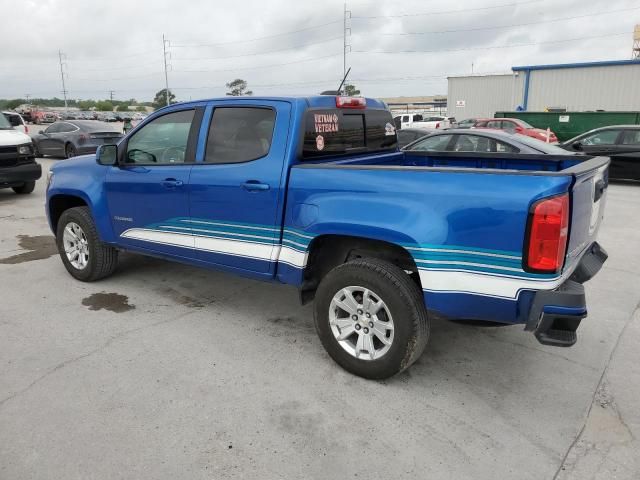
<box><xmin>621</xmin><ymin>130</ymin><xmax>640</xmax><ymax>145</ymax></box>
<box><xmin>302</xmin><ymin>108</ymin><xmax>397</xmax><ymax>159</ymax></box>
<box><xmin>205</xmin><ymin>107</ymin><xmax>276</xmax><ymax>164</ymax></box>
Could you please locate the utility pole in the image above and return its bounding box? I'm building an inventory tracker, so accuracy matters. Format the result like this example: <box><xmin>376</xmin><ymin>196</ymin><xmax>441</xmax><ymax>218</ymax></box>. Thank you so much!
<box><xmin>162</xmin><ymin>34</ymin><xmax>171</xmax><ymax>106</ymax></box>
<box><xmin>109</xmin><ymin>90</ymin><xmax>115</xmax><ymax>102</ymax></box>
<box><xmin>58</xmin><ymin>50</ymin><xmax>68</xmax><ymax>112</ymax></box>
<box><xmin>343</xmin><ymin>2</ymin><xmax>351</xmax><ymax>83</ymax></box>
<box><xmin>25</xmin><ymin>94</ymin><xmax>31</xmax><ymax>104</ymax></box>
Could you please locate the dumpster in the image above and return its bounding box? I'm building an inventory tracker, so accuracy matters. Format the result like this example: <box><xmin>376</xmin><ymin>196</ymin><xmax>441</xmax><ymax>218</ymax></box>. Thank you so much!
<box><xmin>494</xmin><ymin>111</ymin><xmax>640</xmax><ymax>142</ymax></box>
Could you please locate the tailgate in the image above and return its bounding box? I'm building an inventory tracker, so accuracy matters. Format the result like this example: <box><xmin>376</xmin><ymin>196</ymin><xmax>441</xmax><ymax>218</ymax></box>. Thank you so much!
<box><xmin>564</xmin><ymin>156</ymin><xmax>609</xmax><ymax>273</ymax></box>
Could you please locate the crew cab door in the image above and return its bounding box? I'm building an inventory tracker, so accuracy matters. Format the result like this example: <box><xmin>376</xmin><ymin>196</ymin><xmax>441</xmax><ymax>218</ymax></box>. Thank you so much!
<box><xmin>187</xmin><ymin>100</ymin><xmax>291</xmax><ymax>274</ymax></box>
<box><xmin>104</xmin><ymin>107</ymin><xmax>202</xmax><ymax>257</ymax></box>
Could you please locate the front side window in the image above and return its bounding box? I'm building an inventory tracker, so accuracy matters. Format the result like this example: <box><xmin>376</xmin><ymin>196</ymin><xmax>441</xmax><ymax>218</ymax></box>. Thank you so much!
<box><xmin>205</xmin><ymin>107</ymin><xmax>276</xmax><ymax>164</ymax></box>
<box><xmin>126</xmin><ymin>109</ymin><xmax>195</xmax><ymax>164</ymax></box>
<box><xmin>485</xmin><ymin>120</ymin><xmax>502</xmax><ymax>129</ymax></box>
<box><xmin>409</xmin><ymin>134</ymin><xmax>454</xmax><ymax>152</ymax></box>
<box><xmin>45</xmin><ymin>123</ymin><xmax>63</xmax><ymax>134</ymax></box>
<box><xmin>59</xmin><ymin>123</ymin><xmax>78</xmax><ymax>133</ymax></box>
<box><xmin>581</xmin><ymin>130</ymin><xmax>620</xmax><ymax>146</ymax></box>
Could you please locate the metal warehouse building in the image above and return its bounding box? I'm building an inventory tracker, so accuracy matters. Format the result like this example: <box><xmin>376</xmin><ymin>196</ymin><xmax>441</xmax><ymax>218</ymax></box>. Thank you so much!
<box><xmin>447</xmin><ymin>60</ymin><xmax>640</xmax><ymax>119</ymax></box>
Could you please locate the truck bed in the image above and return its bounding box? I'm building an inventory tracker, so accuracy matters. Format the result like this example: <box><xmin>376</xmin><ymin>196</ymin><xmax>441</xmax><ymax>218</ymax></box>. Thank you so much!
<box><xmin>305</xmin><ymin>150</ymin><xmax>602</xmax><ymax>174</ymax></box>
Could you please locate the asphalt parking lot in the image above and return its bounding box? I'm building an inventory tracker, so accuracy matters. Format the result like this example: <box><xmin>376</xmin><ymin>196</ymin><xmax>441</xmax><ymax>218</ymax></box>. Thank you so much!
<box><xmin>1</xmin><ymin>158</ymin><xmax>639</xmax><ymax>480</ymax></box>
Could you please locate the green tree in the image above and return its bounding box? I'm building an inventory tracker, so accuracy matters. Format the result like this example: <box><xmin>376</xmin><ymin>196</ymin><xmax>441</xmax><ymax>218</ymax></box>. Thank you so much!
<box><xmin>152</xmin><ymin>88</ymin><xmax>176</xmax><ymax>110</ymax></box>
<box><xmin>344</xmin><ymin>84</ymin><xmax>361</xmax><ymax>96</ymax></box>
<box><xmin>136</xmin><ymin>105</ymin><xmax>147</xmax><ymax>112</ymax></box>
<box><xmin>118</xmin><ymin>104</ymin><xmax>130</xmax><ymax>112</ymax></box>
<box><xmin>225</xmin><ymin>79</ymin><xmax>252</xmax><ymax>96</ymax></box>
<box><xmin>95</xmin><ymin>100</ymin><xmax>114</xmax><ymax>111</ymax></box>
<box><xmin>4</xmin><ymin>99</ymin><xmax>24</xmax><ymax>109</ymax></box>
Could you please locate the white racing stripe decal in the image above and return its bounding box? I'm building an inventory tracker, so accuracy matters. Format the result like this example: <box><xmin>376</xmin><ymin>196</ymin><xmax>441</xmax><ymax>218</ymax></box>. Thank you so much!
<box><xmin>122</xmin><ymin>228</ymin><xmax>195</xmax><ymax>248</ymax></box>
<box><xmin>123</xmin><ymin>227</ymin><xmax>565</xmax><ymax>300</ymax></box>
<box><xmin>418</xmin><ymin>269</ymin><xmax>564</xmax><ymax>300</ymax></box>
<box><xmin>121</xmin><ymin>228</ymin><xmax>308</xmax><ymax>268</ymax></box>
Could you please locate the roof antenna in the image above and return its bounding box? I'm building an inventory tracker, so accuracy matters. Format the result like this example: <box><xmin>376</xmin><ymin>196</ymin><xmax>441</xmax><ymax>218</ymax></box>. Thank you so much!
<box><xmin>337</xmin><ymin>67</ymin><xmax>352</xmax><ymax>95</ymax></box>
<box><xmin>321</xmin><ymin>67</ymin><xmax>352</xmax><ymax>96</ymax></box>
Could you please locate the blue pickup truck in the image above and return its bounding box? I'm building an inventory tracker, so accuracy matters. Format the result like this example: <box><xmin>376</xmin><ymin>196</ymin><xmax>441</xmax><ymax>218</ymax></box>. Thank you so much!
<box><xmin>45</xmin><ymin>95</ymin><xmax>609</xmax><ymax>379</ymax></box>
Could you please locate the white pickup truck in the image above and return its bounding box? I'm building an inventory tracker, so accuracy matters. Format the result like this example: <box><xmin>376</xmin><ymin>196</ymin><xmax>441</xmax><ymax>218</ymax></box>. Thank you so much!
<box><xmin>393</xmin><ymin>114</ymin><xmax>456</xmax><ymax>130</ymax></box>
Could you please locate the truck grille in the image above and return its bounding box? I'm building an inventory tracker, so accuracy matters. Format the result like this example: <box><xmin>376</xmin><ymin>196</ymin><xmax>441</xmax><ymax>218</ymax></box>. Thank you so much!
<box><xmin>0</xmin><ymin>146</ymin><xmax>19</xmax><ymax>168</ymax></box>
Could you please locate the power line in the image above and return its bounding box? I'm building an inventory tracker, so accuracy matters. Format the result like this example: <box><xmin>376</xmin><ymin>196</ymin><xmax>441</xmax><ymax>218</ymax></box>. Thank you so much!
<box><xmin>172</xmin><ymin>36</ymin><xmax>342</xmax><ymax>62</ymax></box>
<box><xmin>354</xmin><ymin>31</ymin><xmax>629</xmax><ymax>54</ymax></box>
<box><xmin>351</xmin><ymin>0</ymin><xmax>541</xmax><ymax>19</ymax></box>
<box><xmin>172</xmin><ymin>19</ymin><xmax>342</xmax><ymax>48</ymax></box>
<box><xmin>382</xmin><ymin>6</ymin><xmax>640</xmax><ymax>36</ymax></box>
<box><xmin>173</xmin><ymin>52</ymin><xmax>342</xmax><ymax>74</ymax></box>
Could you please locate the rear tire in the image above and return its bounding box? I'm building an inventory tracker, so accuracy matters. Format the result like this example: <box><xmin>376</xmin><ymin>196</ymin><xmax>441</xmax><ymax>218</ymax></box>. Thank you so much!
<box><xmin>12</xmin><ymin>181</ymin><xmax>35</xmax><ymax>194</ymax></box>
<box><xmin>56</xmin><ymin>206</ymin><xmax>118</xmax><ymax>282</ymax></box>
<box><xmin>314</xmin><ymin>258</ymin><xmax>429</xmax><ymax>379</ymax></box>
<box><xmin>65</xmin><ymin>143</ymin><xmax>77</xmax><ymax>159</ymax></box>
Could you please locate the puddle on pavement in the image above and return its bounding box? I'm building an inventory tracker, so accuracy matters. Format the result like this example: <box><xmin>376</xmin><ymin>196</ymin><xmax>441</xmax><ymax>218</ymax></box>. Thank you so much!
<box><xmin>82</xmin><ymin>292</ymin><xmax>135</xmax><ymax>313</ymax></box>
<box><xmin>0</xmin><ymin>235</ymin><xmax>58</xmax><ymax>264</ymax></box>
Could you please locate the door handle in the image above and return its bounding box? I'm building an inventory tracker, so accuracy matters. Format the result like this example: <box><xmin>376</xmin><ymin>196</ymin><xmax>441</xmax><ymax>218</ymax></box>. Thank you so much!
<box><xmin>241</xmin><ymin>181</ymin><xmax>270</xmax><ymax>192</ymax></box>
<box><xmin>161</xmin><ymin>178</ymin><xmax>183</xmax><ymax>188</ymax></box>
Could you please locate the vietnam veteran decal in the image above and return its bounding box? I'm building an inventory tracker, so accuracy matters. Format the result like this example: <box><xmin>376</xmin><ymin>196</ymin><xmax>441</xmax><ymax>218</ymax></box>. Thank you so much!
<box><xmin>316</xmin><ymin>135</ymin><xmax>325</xmax><ymax>151</ymax></box>
<box><xmin>314</xmin><ymin>113</ymin><xmax>339</xmax><ymax>133</ymax></box>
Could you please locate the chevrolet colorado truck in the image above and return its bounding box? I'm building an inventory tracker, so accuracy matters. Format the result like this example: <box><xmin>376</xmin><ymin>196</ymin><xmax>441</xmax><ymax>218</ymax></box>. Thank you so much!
<box><xmin>45</xmin><ymin>95</ymin><xmax>609</xmax><ymax>379</ymax></box>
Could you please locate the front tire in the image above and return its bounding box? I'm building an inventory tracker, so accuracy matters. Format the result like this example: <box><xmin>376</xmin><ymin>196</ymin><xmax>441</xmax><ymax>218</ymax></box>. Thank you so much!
<box><xmin>56</xmin><ymin>206</ymin><xmax>118</xmax><ymax>281</ymax></box>
<box><xmin>314</xmin><ymin>258</ymin><xmax>429</xmax><ymax>379</ymax></box>
<box><xmin>12</xmin><ymin>181</ymin><xmax>35</xmax><ymax>194</ymax></box>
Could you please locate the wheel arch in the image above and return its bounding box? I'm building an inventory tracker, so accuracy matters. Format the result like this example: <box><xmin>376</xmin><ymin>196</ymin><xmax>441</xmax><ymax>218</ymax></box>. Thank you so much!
<box><xmin>48</xmin><ymin>194</ymin><xmax>88</xmax><ymax>233</ymax></box>
<box><xmin>300</xmin><ymin>233</ymin><xmax>421</xmax><ymax>304</ymax></box>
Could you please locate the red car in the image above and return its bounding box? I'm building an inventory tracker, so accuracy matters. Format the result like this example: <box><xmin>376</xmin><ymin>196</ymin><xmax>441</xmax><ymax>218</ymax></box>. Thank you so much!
<box><xmin>474</xmin><ymin>118</ymin><xmax>558</xmax><ymax>143</ymax></box>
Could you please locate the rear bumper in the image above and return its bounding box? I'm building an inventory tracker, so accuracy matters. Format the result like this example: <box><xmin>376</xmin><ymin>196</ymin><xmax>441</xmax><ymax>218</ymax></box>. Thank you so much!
<box><xmin>525</xmin><ymin>242</ymin><xmax>607</xmax><ymax>347</ymax></box>
<box><xmin>0</xmin><ymin>162</ymin><xmax>42</xmax><ymax>188</ymax></box>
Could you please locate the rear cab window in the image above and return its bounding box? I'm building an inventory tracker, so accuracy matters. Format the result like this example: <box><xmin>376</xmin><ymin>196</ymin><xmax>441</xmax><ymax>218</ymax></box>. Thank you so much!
<box><xmin>302</xmin><ymin>108</ymin><xmax>397</xmax><ymax>159</ymax></box>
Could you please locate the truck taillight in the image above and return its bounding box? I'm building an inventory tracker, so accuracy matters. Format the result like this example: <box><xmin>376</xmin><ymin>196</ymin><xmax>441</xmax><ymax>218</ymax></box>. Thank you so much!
<box><xmin>336</xmin><ymin>96</ymin><xmax>366</xmax><ymax>109</ymax></box>
<box><xmin>525</xmin><ymin>193</ymin><xmax>569</xmax><ymax>273</ymax></box>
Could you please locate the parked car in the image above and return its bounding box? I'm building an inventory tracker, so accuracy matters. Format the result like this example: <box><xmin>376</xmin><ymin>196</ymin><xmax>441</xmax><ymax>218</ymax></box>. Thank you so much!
<box><xmin>46</xmin><ymin>95</ymin><xmax>608</xmax><ymax>379</ymax></box>
<box><xmin>559</xmin><ymin>126</ymin><xmax>640</xmax><ymax>181</ymax></box>
<box><xmin>396</xmin><ymin>127</ymin><xmax>434</xmax><ymax>148</ymax></box>
<box><xmin>32</xmin><ymin>120</ymin><xmax>123</xmax><ymax>158</ymax></box>
<box><xmin>0</xmin><ymin>113</ymin><xmax>41</xmax><ymax>194</ymax></box>
<box><xmin>2</xmin><ymin>111</ymin><xmax>29</xmax><ymax>134</ymax></box>
<box><xmin>412</xmin><ymin>115</ymin><xmax>456</xmax><ymax>129</ymax></box>
<box><xmin>475</xmin><ymin>118</ymin><xmax>558</xmax><ymax>143</ymax></box>
<box><xmin>402</xmin><ymin>129</ymin><xmax>576</xmax><ymax>155</ymax></box>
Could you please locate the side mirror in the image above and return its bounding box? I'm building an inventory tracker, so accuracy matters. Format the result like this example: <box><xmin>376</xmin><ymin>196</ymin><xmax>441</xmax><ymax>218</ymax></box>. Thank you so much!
<box><xmin>572</xmin><ymin>141</ymin><xmax>583</xmax><ymax>151</ymax></box>
<box><xmin>515</xmin><ymin>126</ymin><xmax>524</xmax><ymax>133</ymax></box>
<box><xmin>38</xmin><ymin>130</ymin><xmax>44</xmax><ymax>134</ymax></box>
<box><xmin>96</xmin><ymin>144</ymin><xmax>118</xmax><ymax>166</ymax></box>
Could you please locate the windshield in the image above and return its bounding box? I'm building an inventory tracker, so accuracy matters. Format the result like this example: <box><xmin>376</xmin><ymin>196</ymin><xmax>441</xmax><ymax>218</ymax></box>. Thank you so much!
<box><xmin>0</xmin><ymin>113</ymin><xmax>13</xmax><ymax>129</ymax></box>
<box><xmin>513</xmin><ymin>134</ymin><xmax>575</xmax><ymax>154</ymax></box>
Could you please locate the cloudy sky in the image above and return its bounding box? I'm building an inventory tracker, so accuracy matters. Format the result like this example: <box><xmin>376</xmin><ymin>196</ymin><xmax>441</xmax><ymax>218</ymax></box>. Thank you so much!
<box><xmin>1</xmin><ymin>0</ymin><xmax>637</xmax><ymax>102</ymax></box>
